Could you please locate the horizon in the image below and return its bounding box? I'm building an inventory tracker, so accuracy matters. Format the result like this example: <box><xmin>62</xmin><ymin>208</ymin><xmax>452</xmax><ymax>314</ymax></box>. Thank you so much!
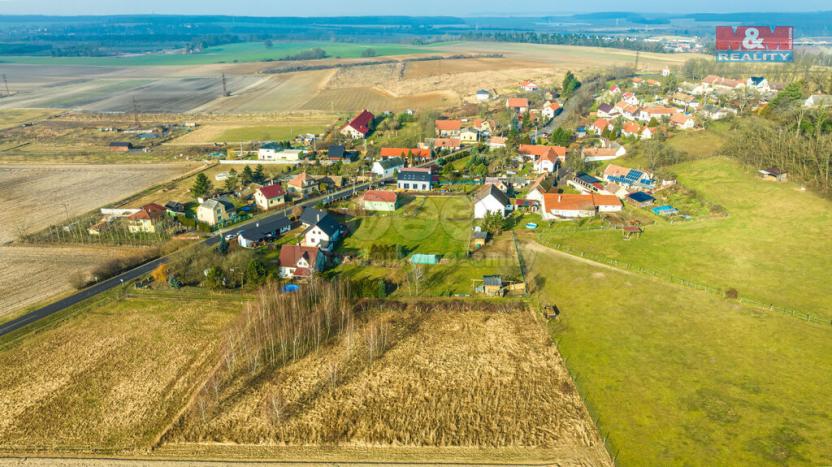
<box><xmin>0</xmin><ymin>0</ymin><xmax>830</xmax><ymax>17</ymax></box>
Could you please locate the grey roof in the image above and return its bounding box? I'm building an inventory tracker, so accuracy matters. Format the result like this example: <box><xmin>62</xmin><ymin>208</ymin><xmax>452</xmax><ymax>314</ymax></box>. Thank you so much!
<box><xmin>239</xmin><ymin>215</ymin><xmax>291</xmax><ymax>242</ymax></box>
<box><xmin>483</xmin><ymin>275</ymin><xmax>502</xmax><ymax>286</ymax></box>
<box><xmin>398</xmin><ymin>169</ymin><xmax>433</xmax><ymax>183</ymax></box>
<box><xmin>328</xmin><ymin>145</ymin><xmax>345</xmax><ymax>158</ymax></box>
<box><xmin>201</xmin><ymin>198</ymin><xmax>235</xmax><ymax>211</ymax></box>
<box><xmin>300</xmin><ymin>207</ymin><xmax>328</xmax><ymax>226</ymax></box>
<box><xmin>305</xmin><ymin>213</ymin><xmax>340</xmax><ymax>237</ymax></box>
<box><xmin>377</xmin><ymin>157</ymin><xmax>405</xmax><ymax>169</ymax></box>
<box><xmin>475</xmin><ymin>183</ymin><xmax>511</xmax><ymax>206</ymax></box>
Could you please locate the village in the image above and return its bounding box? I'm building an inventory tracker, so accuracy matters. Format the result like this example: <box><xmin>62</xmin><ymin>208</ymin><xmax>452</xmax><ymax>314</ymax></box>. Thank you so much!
<box><xmin>68</xmin><ymin>65</ymin><xmax>807</xmax><ymax>297</ymax></box>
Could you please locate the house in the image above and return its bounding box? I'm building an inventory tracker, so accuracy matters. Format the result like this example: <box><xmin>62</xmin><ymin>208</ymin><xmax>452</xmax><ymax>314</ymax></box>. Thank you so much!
<box><xmin>525</xmin><ymin>174</ymin><xmax>552</xmax><ymax>203</ymax></box>
<box><xmin>459</xmin><ymin>127</ymin><xmax>480</xmax><ymax>144</ymax></box>
<box><xmin>542</xmin><ymin>101</ymin><xmax>561</xmax><ymax>119</ymax></box>
<box><xmin>362</xmin><ymin>190</ymin><xmax>398</xmax><ymax>211</ymax></box>
<box><xmin>380</xmin><ymin>147</ymin><xmax>432</xmax><ymax>162</ymax></box>
<box><xmin>621</xmin><ymin>122</ymin><xmax>652</xmax><ymax>140</ymax></box>
<box><xmin>479</xmin><ymin>275</ymin><xmax>504</xmax><ymax>297</ymax></box>
<box><xmin>519</xmin><ymin>80</ymin><xmax>539</xmax><ymax>92</ymax></box>
<box><xmin>670</xmin><ymin>113</ymin><xmax>696</xmax><ymax>130</ymax></box>
<box><xmin>596</xmin><ymin>103</ymin><xmax>618</xmax><ymax>118</ymax></box>
<box><xmin>197</xmin><ymin>198</ymin><xmax>234</xmax><ymax>226</ymax></box>
<box><xmin>435</xmin><ymin>119</ymin><xmax>462</xmax><ymax>137</ymax></box>
<box><xmin>622</xmin><ymin>92</ymin><xmax>639</xmax><ymax>106</ymax></box>
<box><xmin>609</xmin><ymin>84</ymin><xmax>621</xmax><ymax>94</ymax></box>
<box><xmin>473</xmin><ymin>184</ymin><xmax>511</xmax><ymax>219</ymax></box>
<box><xmin>258</xmin><ymin>144</ymin><xmax>302</xmax><ymax>162</ymax></box>
<box><xmin>759</xmin><ymin>167</ymin><xmax>788</xmax><ymax>182</ymax></box>
<box><xmin>303</xmin><ymin>214</ymin><xmax>342</xmax><ymax>251</ymax></box>
<box><xmin>278</xmin><ymin>245</ymin><xmax>325</xmax><ymax>279</ymax></box>
<box><xmin>541</xmin><ymin>193</ymin><xmax>597</xmax><ymax>220</ymax></box>
<box><xmin>747</xmin><ymin>77</ymin><xmax>770</xmax><ymax>92</ymax></box>
<box><xmin>476</xmin><ymin>89</ymin><xmax>492</xmax><ymax>102</ymax></box>
<box><xmin>471</xmin><ymin>118</ymin><xmax>497</xmax><ymax>135</ymax></box>
<box><xmin>372</xmin><ymin>156</ymin><xmax>404</xmax><ymax>178</ymax></box>
<box><xmin>397</xmin><ymin>168</ymin><xmax>433</xmax><ymax>191</ymax></box>
<box><xmin>518</xmin><ymin>144</ymin><xmax>566</xmax><ymax>173</ymax></box>
<box><xmin>639</xmin><ymin>106</ymin><xmax>678</xmax><ymax>122</ymax></box>
<box><xmin>127</xmin><ymin>203</ymin><xmax>166</xmax><ymax>233</ymax></box>
<box><xmin>340</xmin><ymin>109</ymin><xmax>375</xmax><ymax>139</ymax></box>
<box><xmin>603</xmin><ymin>164</ymin><xmax>656</xmax><ymax>191</ymax></box>
<box><xmin>286</xmin><ymin>172</ymin><xmax>317</xmax><ymax>197</ymax></box>
<box><xmin>568</xmin><ymin>172</ymin><xmax>605</xmax><ymax>194</ymax></box>
<box><xmin>590</xmin><ymin>118</ymin><xmax>610</xmax><ymax>135</ymax></box>
<box><xmin>109</xmin><ymin>142</ymin><xmax>133</xmax><ymax>152</ymax></box>
<box><xmin>254</xmin><ymin>184</ymin><xmax>286</xmax><ymax>211</ymax></box>
<box><xmin>699</xmin><ymin>104</ymin><xmax>735</xmax><ymax>120</ymax></box>
<box><xmin>672</xmin><ymin>92</ymin><xmax>697</xmax><ymax>110</ymax></box>
<box><xmin>702</xmin><ymin>75</ymin><xmax>745</xmax><ymax>92</ymax></box>
<box><xmin>592</xmin><ymin>193</ymin><xmax>623</xmax><ymax>213</ymax></box>
<box><xmin>327</xmin><ymin>145</ymin><xmax>356</xmax><ymax>162</ymax></box>
<box><xmin>661</xmin><ymin>67</ymin><xmax>671</xmax><ymax>77</ymax></box>
<box><xmin>487</xmin><ymin>136</ymin><xmax>507</xmax><ymax>149</ymax></box>
<box><xmin>582</xmin><ymin>145</ymin><xmax>627</xmax><ymax>162</ymax></box>
<box><xmin>506</xmin><ymin>97</ymin><xmax>530</xmax><ymax>114</ymax></box>
<box><xmin>237</xmin><ymin>215</ymin><xmax>292</xmax><ymax>248</ymax></box>
<box><xmin>434</xmin><ymin>138</ymin><xmax>463</xmax><ymax>151</ymax></box>
<box><xmin>631</xmin><ymin>77</ymin><xmax>643</xmax><ymax>88</ymax></box>
<box><xmin>484</xmin><ymin>177</ymin><xmax>509</xmax><ymax>192</ymax></box>
<box><xmin>803</xmin><ymin>94</ymin><xmax>832</xmax><ymax>108</ymax></box>
<box><xmin>299</xmin><ymin>207</ymin><xmax>330</xmax><ymax>227</ymax></box>
<box><xmin>626</xmin><ymin>191</ymin><xmax>656</xmax><ymax>207</ymax></box>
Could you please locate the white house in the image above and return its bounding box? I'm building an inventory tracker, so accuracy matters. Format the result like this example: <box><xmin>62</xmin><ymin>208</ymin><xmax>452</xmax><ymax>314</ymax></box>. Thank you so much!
<box><xmin>372</xmin><ymin>156</ymin><xmax>404</xmax><ymax>178</ymax></box>
<box><xmin>476</xmin><ymin>89</ymin><xmax>492</xmax><ymax>102</ymax></box>
<box><xmin>303</xmin><ymin>215</ymin><xmax>341</xmax><ymax>251</ymax></box>
<box><xmin>397</xmin><ymin>168</ymin><xmax>433</xmax><ymax>191</ymax></box>
<box><xmin>473</xmin><ymin>184</ymin><xmax>511</xmax><ymax>219</ymax></box>
<box><xmin>254</xmin><ymin>184</ymin><xmax>286</xmax><ymax>211</ymax></box>
<box><xmin>542</xmin><ymin>101</ymin><xmax>561</xmax><ymax>119</ymax></box>
<box><xmin>278</xmin><ymin>245</ymin><xmax>325</xmax><ymax>279</ymax></box>
<box><xmin>197</xmin><ymin>198</ymin><xmax>234</xmax><ymax>226</ymax></box>
<box><xmin>519</xmin><ymin>80</ymin><xmax>539</xmax><ymax>92</ymax></box>
<box><xmin>582</xmin><ymin>145</ymin><xmax>627</xmax><ymax>162</ymax></box>
<box><xmin>670</xmin><ymin>113</ymin><xmax>696</xmax><ymax>130</ymax></box>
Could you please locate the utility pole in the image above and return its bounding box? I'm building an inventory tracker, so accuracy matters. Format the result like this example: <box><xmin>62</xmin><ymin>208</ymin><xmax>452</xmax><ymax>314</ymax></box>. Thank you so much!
<box><xmin>634</xmin><ymin>50</ymin><xmax>640</xmax><ymax>72</ymax></box>
<box><xmin>221</xmin><ymin>74</ymin><xmax>229</xmax><ymax>97</ymax></box>
<box><xmin>132</xmin><ymin>97</ymin><xmax>140</xmax><ymax>128</ymax></box>
<box><xmin>1</xmin><ymin>74</ymin><xmax>9</xmax><ymax>97</ymax></box>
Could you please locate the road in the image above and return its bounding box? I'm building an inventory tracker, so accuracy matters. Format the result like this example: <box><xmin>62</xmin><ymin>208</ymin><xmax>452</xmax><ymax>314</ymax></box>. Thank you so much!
<box><xmin>0</xmin><ymin>148</ymin><xmax>471</xmax><ymax>338</ymax></box>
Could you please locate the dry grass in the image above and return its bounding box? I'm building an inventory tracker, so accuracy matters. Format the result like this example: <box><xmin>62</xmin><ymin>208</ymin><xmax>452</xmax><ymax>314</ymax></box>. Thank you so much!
<box><xmin>0</xmin><ymin>163</ymin><xmax>195</xmax><ymax>243</ymax></box>
<box><xmin>0</xmin><ymin>290</ymin><xmax>241</xmax><ymax>452</ymax></box>
<box><xmin>0</xmin><ymin>245</ymin><xmax>150</xmax><ymax>321</ymax></box>
<box><xmin>170</xmin><ymin>293</ymin><xmax>605</xmax><ymax>457</ymax></box>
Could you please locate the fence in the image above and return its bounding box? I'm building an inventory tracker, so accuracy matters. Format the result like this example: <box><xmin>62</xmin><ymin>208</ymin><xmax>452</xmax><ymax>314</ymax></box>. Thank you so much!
<box><xmin>548</xmin><ymin>242</ymin><xmax>831</xmax><ymax>329</ymax></box>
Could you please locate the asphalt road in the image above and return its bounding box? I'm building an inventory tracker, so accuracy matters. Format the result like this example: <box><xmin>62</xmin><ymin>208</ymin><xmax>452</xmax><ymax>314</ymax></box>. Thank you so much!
<box><xmin>0</xmin><ymin>148</ymin><xmax>470</xmax><ymax>338</ymax></box>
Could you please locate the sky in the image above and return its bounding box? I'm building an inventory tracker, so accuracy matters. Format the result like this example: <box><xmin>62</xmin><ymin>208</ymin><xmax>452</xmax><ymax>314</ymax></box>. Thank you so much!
<box><xmin>0</xmin><ymin>0</ymin><xmax>829</xmax><ymax>16</ymax></box>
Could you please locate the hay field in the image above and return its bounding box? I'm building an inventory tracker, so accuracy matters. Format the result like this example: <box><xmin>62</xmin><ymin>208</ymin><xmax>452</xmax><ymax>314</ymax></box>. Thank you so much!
<box><xmin>0</xmin><ymin>245</ymin><xmax>148</xmax><ymax>322</ymax></box>
<box><xmin>0</xmin><ymin>290</ymin><xmax>241</xmax><ymax>452</ymax></box>
<box><xmin>0</xmin><ymin>163</ymin><xmax>195</xmax><ymax>243</ymax></box>
<box><xmin>170</xmin><ymin>300</ymin><xmax>608</xmax><ymax>463</ymax></box>
<box><xmin>168</xmin><ymin>114</ymin><xmax>339</xmax><ymax>145</ymax></box>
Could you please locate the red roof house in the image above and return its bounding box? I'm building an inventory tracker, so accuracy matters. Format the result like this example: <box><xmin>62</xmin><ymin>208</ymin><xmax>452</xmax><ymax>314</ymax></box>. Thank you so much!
<box><xmin>340</xmin><ymin>110</ymin><xmax>375</xmax><ymax>139</ymax></box>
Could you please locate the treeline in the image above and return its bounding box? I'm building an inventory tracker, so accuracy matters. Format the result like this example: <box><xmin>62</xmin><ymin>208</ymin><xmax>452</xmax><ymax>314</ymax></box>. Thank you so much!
<box><xmin>279</xmin><ymin>48</ymin><xmax>329</xmax><ymax>61</ymax></box>
<box><xmin>723</xmin><ymin>117</ymin><xmax>832</xmax><ymax>196</ymax></box>
<box><xmin>460</xmin><ymin>31</ymin><xmax>665</xmax><ymax>53</ymax></box>
<box><xmin>681</xmin><ymin>55</ymin><xmax>832</xmax><ymax>94</ymax></box>
<box><xmin>264</xmin><ymin>53</ymin><xmax>502</xmax><ymax>74</ymax></box>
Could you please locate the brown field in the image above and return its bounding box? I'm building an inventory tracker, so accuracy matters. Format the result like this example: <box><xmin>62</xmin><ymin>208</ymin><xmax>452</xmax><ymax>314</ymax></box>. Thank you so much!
<box><xmin>169</xmin><ymin>299</ymin><xmax>608</xmax><ymax>464</ymax></box>
<box><xmin>0</xmin><ymin>163</ymin><xmax>196</xmax><ymax>243</ymax></box>
<box><xmin>167</xmin><ymin>113</ymin><xmax>339</xmax><ymax>145</ymax></box>
<box><xmin>0</xmin><ymin>245</ymin><xmax>149</xmax><ymax>322</ymax></box>
<box><xmin>0</xmin><ymin>290</ymin><xmax>241</xmax><ymax>452</ymax></box>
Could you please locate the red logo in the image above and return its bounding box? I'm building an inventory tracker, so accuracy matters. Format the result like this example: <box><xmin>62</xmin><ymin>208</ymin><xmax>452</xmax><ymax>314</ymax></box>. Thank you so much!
<box><xmin>716</xmin><ymin>26</ymin><xmax>793</xmax><ymax>51</ymax></box>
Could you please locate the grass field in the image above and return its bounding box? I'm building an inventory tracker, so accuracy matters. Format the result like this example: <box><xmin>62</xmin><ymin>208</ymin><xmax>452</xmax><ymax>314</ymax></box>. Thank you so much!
<box><xmin>535</xmin><ymin>156</ymin><xmax>832</xmax><ymax>320</ymax></box>
<box><xmin>343</xmin><ymin>195</ymin><xmax>473</xmax><ymax>259</ymax></box>
<box><xmin>169</xmin><ymin>299</ymin><xmax>610</xmax><ymax>464</ymax></box>
<box><xmin>0</xmin><ymin>42</ymin><xmax>437</xmax><ymax>67</ymax></box>
<box><xmin>0</xmin><ymin>289</ymin><xmax>243</xmax><ymax>452</ymax></box>
<box><xmin>217</xmin><ymin>124</ymin><xmax>331</xmax><ymax>142</ymax></box>
<box><xmin>523</xmin><ymin>241</ymin><xmax>832</xmax><ymax>466</ymax></box>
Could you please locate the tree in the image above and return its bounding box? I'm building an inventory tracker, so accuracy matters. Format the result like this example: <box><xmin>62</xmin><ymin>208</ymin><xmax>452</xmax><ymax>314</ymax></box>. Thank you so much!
<box><xmin>562</xmin><ymin>71</ymin><xmax>581</xmax><ymax>97</ymax></box>
<box><xmin>218</xmin><ymin>237</ymin><xmax>229</xmax><ymax>255</ymax></box>
<box><xmin>204</xmin><ymin>266</ymin><xmax>226</xmax><ymax>289</ymax></box>
<box><xmin>241</xmin><ymin>165</ymin><xmax>254</xmax><ymax>185</ymax></box>
<box><xmin>549</xmin><ymin>127</ymin><xmax>571</xmax><ymax>146</ymax></box>
<box><xmin>361</xmin><ymin>48</ymin><xmax>378</xmax><ymax>58</ymax></box>
<box><xmin>224</xmin><ymin>168</ymin><xmax>238</xmax><ymax>192</ymax></box>
<box><xmin>150</xmin><ymin>264</ymin><xmax>169</xmax><ymax>284</ymax></box>
<box><xmin>481</xmin><ymin>211</ymin><xmax>505</xmax><ymax>235</ymax></box>
<box><xmin>643</xmin><ymin>139</ymin><xmax>685</xmax><ymax>170</ymax></box>
<box><xmin>245</xmin><ymin>258</ymin><xmax>268</xmax><ymax>287</ymax></box>
<box><xmin>291</xmin><ymin>205</ymin><xmax>304</xmax><ymax>219</ymax></box>
<box><xmin>767</xmin><ymin>82</ymin><xmax>804</xmax><ymax>114</ymax></box>
<box><xmin>253</xmin><ymin>164</ymin><xmax>266</xmax><ymax>184</ymax></box>
<box><xmin>661</xmin><ymin>73</ymin><xmax>679</xmax><ymax>95</ymax></box>
<box><xmin>190</xmin><ymin>173</ymin><xmax>213</xmax><ymax>199</ymax></box>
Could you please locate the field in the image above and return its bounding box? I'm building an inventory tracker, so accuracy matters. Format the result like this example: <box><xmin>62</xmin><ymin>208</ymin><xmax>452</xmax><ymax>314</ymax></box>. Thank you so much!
<box><xmin>0</xmin><ymin>163</ymin><xmax>196</xmax><ymax>243</ymax></box>
<box><xmin>523</xmin><ymin>241</ymin><xmax>832</xmax><ymax>466</ymax></box>
<box><xmin>0</xmin><ymin>245</ymin><xmax>150</xmax><ymax>322</ymax></box>
<box><xmin>0</xmin><ymin>289</ymin><xmax>242</xmax><ymax>452</ymax></box>
<box><xmin>0</xmin><ymin>41</ymin><xmax>437</xmax><ymax>67</ymax></box>
<box><xmin>167</xmin><ymin>298</ymin><xmax>610</xmax><ymax>465</ymax></box>
<box><xmin>535</xmin><ymin>156</ymin><xmax>832</xmax><ymax>321</ymax></box>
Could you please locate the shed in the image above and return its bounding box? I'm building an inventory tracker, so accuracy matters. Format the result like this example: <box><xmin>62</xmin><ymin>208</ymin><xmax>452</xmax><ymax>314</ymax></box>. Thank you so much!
<box><xmin>759</xmin><ymin>167</ymin><xmax>788</xmax><ymax>182</ymax></box>
<box><xmin>410</xmin><ymin>254</ymin><xmax>439</xmax><ymax>265</ymax></box>
<box><xmin>626</xmin><ymin>191</ymin><xmax>656</xmax><ymax>207</ymax></box>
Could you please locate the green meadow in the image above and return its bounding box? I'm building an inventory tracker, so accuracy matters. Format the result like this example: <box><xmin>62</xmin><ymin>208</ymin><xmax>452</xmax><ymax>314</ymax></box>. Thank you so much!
<box><xmin>0</xmin><ymin>41</ymin><xmax>438</xmax><ymax>67</ymax></box>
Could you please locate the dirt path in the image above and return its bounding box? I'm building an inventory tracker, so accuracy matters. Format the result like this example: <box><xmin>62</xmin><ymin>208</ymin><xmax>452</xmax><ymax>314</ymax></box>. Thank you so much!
<box><xmin>522</xmin><ymin>240</ymin><xmax>637</xmax><ymax>277</ymax></box>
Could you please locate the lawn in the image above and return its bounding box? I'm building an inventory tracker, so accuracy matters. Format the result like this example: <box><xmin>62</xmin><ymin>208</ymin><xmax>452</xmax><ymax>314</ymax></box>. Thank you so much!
<box><xmin>343</xmin><ymin>195</ymin><xmax>473</xmax><ymax>259</ymax></box>
<box><xmin>524</xmin><ymin>241</ymin><xmax>832</xmax><ymax>466</ymax></box>
<box><xmin>0</xmin><ymin>288</ymin><xmax>243</xmax><ymax>452</ymax></box>
<box><xmin>0</xmin><ymin>41</ymin><xmax>438</xmax><ymax>67</ymax></box>
<box><xmin>535</xmin><ymin>156</ymin><xmax>832</xmax><ymax>320</ymax></box>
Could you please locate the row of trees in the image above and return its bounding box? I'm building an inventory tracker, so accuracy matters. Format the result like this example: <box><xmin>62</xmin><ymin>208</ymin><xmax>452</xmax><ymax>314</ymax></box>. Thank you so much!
<box><xmin>461</xmin><ymin>31</ymin><xmax>665</xmax><ymax>53</ymax></box>
<box><xmin>191</xmin><ymin>164</ymin><xmax>268</xmax><ymax>198</ymax></box>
